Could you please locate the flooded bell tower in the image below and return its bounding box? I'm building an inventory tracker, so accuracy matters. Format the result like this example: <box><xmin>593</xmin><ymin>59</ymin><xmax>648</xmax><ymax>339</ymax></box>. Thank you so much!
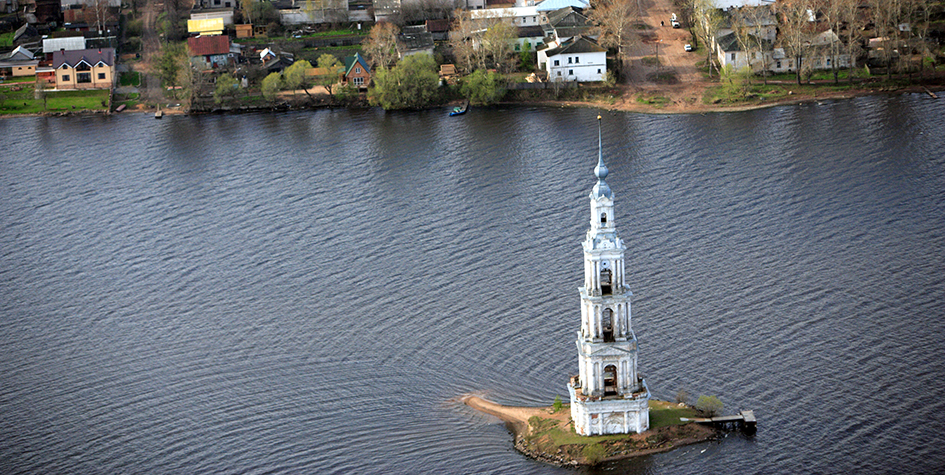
<box><xmin>567</xmin><ymin>115</ymin><xmax>650</xmax><ymax>436</ymax></box>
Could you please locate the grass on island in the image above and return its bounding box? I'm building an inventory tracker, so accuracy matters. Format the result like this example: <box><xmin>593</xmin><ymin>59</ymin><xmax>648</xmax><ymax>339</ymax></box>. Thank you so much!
<box><xmin>521</xmin><ymin>401</ymin><xmax>703</xmax><ymax>465</ymax></box>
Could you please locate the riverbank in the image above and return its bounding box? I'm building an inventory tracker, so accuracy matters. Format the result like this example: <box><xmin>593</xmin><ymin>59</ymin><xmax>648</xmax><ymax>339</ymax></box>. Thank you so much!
<box><xmin>462</xmin><ymin>395</ymin><xmax>717</xmax><ymax>466</ymax></box>
<box><xmin>4</xmin><ymin>78</ymin><xmax>942</xmax><ymax>120</ymax></box>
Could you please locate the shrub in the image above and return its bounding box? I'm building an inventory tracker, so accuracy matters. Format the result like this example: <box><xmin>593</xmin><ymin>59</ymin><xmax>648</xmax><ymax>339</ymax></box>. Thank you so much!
<box><xmin>695</xmin><ymin>395</ymin><xmax>723</xmax><ymax>417</ymax></box>
<box><xmin>552</xmin><ymin>396</ymin><xmax>563</xmax><ymax>413</ymax></box>
<box><xmin>582</xmin><ymin>443</ymin><xmax>607</xmax><ymax>465</ymax></box>
<box><xmin>675</xmin><ymin>389</ymin><xmax>689</xmax><ymax>405</ymax></box>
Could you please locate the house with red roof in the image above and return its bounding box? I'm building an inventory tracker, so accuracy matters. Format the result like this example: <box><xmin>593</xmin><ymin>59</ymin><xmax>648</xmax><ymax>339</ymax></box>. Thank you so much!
<box><xmin>187</xmin><ymin>35</ymin><xmax>232</xmax><ymax>69</ymax></box>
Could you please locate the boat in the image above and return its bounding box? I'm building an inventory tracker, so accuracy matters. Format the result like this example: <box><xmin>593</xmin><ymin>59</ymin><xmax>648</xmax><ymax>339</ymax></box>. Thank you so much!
<box><xmin>449</xmin><ymin>101</ymin><xmax>469</xmax><ymax>116</ymax></box>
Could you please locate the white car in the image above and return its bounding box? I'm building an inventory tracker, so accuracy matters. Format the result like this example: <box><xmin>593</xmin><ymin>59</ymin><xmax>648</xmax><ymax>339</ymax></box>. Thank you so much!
<box><xmin>671</xmin><ymin>19</ymin><xmax>681</xmax><ymax>28</ymax></box>
<box><xmin>684</xmin><ymin>44</ymin><xmax>693</xmax><ymax>52</ymax></box>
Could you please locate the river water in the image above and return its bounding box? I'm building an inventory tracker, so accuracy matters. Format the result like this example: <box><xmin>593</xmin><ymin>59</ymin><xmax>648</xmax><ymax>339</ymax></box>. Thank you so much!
<box><xmin>1</xmin><ymin>95</ymin><xmax>944</xmax><ymax>474</ymax></box>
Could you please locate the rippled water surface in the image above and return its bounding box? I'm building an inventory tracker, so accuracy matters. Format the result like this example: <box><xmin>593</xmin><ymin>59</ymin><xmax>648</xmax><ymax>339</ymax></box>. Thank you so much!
<box><xmin>2</xmin><ymin>95</ymin><xmax>944</xmax><ymax>474</ymax></box>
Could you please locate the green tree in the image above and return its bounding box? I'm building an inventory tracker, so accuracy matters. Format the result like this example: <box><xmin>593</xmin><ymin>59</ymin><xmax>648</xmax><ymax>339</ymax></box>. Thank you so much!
<box><xmin>214</xmin><ymin>74</ymin><xmax>238</xmax><ymax>104</ymax></box>
<box><xmin>158</xmin><ymin>42</ymin><xmax>188</xmax><ymax>89</ymax></box>
<box><xmin>695</xmin><ymin>395</ymin><xmax>723</xmax><ymax>417</ymax></box>
<box><xmin>283</xmin><ymin>60</ymin><xmax>315</xmax><ymax>102</ymax></box>
<box><xmin>552</xmin><ymin>396</ymin><xmax>563</xmax><ymax>413</ymax></box>
<box><xmin>315</xmin><ymin>53</ymin><xmax>344</xmax><ymax>103</ymax></box>
<box><xmin>368</xmin><ymin>53</ymin><xmax>439</xmax><ymax>110</ymax></box>
<box><xmin>261</xmin><ymin>72</ymin><xmax>283</xmax><ymax>102</ymax></box>
<box><xmin>460</xmin><ymin>69</ymin><xmax>506</xmax><ymax>105</ymax></box>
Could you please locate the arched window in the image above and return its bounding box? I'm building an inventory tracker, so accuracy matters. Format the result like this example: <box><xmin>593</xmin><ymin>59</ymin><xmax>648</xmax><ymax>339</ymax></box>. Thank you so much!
<box><xmin>600</xmin><ymin>267</ymin><xmax>612</xmax><ymax>295</ymax></box>
<box><xmin>600</xmin><ymin>212</ymin><xmax>607</xmax><ymax>224</ymax></box>
<box><xmin>601</xmin><ymin>308</ymin><xmax>614</xmax><ymax>342</ymax></box>
<box><xmin>603</xmin><ymin>365</ymin><xmax>617</xmax><ymax>396</ymax></box>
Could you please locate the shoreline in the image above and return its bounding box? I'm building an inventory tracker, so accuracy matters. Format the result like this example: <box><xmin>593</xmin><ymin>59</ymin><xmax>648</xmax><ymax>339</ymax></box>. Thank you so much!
<box><xmin>5</xmin><ymin>82</ymin><xmax>941</xmax><ymax>120</ymax></box>
<box><xmin>461</xmin><ymin>394</ymin><xmax>718</xmax><ymax>466</ymax></box>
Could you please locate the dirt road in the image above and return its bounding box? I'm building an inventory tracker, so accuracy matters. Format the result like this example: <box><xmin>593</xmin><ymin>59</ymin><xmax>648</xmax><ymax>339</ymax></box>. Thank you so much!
<box><xmin>616</xmin><ymin>0</ymin><xmax>715</xmax><ymax>110</ymax></box>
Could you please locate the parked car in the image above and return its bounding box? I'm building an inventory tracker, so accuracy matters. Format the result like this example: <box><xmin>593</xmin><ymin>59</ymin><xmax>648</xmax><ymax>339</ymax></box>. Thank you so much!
<box><xmin>684</xmin><ymin>44</ymin><xmax>693</xmax><ymax>52</ymax></box>
<box><xmin>671</xmin><ymin>19</ymin><xmax>681</xmax><ymax>28</ymax></box>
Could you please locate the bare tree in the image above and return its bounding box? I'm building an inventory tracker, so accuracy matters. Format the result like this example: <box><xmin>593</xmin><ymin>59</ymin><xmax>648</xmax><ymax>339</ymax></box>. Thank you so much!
<box><xmin>481</xmin><ymin>19</ymin><xmax>517</xmax><ymax>73</ymax></box>
<box><xmin>588</xmin><ymin>0</ymin><xmax>639</xmax><ymax>80</ymax></box>
<box><xmin>449</xmin><ymin>8</ymin><xmax>480</xmax><ymax>74</ymax></box>
<box><xmin>730</xmin><ymin>6</ymin><xmax>773</xmax><ymax>85</ymax></box>
<box><xmin>688</xmin><ymin>0</ymin><xmax>723</xmax><ymax>78</ymax></box>
<box><xmin>83</xmin><ymin>0</ymin><xmax>111</xmax><ymax>34</ymax></box>
<box><xmin>837</xmin><ymin>0</ymin><xmax>864</xmax><ymax>82</ymax></box>
<box><xmin>363</xmin><ymin>22</ymin><xmax>402</xmax><ymax>70</ymax></box>
<box><xmin>869</xmin><ymin>0</ymin><xmax>901</xmax><ymax>79</ymax></box>
<box><xmin>777</xmin><ymin>0</ymin><xmax>814</xmax><ymax>85</ymax></box>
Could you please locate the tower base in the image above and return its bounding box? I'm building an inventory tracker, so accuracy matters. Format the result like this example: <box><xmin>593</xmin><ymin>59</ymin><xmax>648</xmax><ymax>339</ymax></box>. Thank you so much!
<box><xmin>567</xmin><ymin>379</ymin><xmax>650</xmax><ymax>435</ymax></box>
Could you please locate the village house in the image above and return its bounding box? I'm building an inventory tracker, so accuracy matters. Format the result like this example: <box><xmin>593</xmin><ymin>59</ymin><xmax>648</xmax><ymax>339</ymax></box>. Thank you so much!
<box><xmin>543</xmin><ymin>5</ymin><xmax>594</xmax><ymax>43</ymax></box>
<box><xmin>715</xmin><ymin>29</ymin><xmax>854</xmax><ymax>74</ymax></box>
<box><xmin>538</xmin><ymin>34</ymin><xmax>606</xmax><ymax>82</ymax></box>
<box><xmin>343</xmin><ymin>52</ymin><xmax>371</xmax><ymax>89</ymax></box>
<box><xmin>188</xmin><ymin>35</ymin><xmax>232</xmax><ymax>70</ymax></box>
<box><xmin>0</xmin><ymin>45</ymin><xmax>40</xmax><ymax>78</ymax></box>
<box><xmin>53</xmin><ymin>47</ymin><xmax>115</xmax><ymax>90</ymax></box>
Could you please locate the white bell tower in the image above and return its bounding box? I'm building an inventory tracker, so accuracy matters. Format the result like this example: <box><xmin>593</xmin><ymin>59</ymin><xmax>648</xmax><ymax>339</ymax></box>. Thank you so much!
<box><xmin>567</xmin><ymin>116</ymin><xmax>650</xmax><ymax>436</ymax></box>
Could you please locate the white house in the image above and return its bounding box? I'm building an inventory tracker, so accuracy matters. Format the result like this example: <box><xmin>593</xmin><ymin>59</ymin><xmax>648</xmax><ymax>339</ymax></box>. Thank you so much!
<box><xmin>538</xmin><ymin>35</ymin><xmax>606</xmax><ymax>82</ymax></box>
<box><xmin>716</xmin><ymin>29</ymin><xmax>854</xmax><ymax>73</ymax></box>
<box><xmin>470</xmin><ymin>6</ymin><xmax>542</xmax><ymax>27</ymax></box>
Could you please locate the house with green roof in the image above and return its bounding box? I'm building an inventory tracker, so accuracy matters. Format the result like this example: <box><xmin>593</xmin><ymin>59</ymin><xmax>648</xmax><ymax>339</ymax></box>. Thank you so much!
<box><xmin>343</xmin><ymin>52</ymin><xmax>371</xmax><ymax>89</ymax></box>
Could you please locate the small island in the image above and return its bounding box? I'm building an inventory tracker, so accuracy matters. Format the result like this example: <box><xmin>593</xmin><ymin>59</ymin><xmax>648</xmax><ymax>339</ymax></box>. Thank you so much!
<box><xmin>463</xmin><ymin>395</ymin><xmax>718</xmax><ymax>466</ymax></box>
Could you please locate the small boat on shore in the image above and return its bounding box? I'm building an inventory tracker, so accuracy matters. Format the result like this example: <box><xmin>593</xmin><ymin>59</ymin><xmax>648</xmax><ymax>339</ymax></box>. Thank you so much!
<box><xmin>450</xmin><ymin>100</ymin><xmax>469</xmax><ymax>116</ymax></box>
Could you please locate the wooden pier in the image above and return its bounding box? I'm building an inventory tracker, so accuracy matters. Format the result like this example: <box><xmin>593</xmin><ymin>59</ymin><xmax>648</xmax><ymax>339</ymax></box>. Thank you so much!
<box><xmin>680</xmin><ymin>410</ymin><xmax>756</xmax><ymax>433</ymax></box>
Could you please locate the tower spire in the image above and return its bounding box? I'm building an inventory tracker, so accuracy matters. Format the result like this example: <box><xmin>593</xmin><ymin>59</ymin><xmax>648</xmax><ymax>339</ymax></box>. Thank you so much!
<box><xmin>592</xmin><ymin>115</ymin><xmax>612</xmax><ymax>199</ymax></box>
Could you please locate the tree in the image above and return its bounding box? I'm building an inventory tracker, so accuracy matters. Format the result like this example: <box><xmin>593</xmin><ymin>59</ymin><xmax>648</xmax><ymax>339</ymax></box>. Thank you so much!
<box><xmin>449</xmin><ymin>9</ymin><xmax>480</xmax><ymax>74</ymax></box>
<box><xmin>777</xmin><ymin>0</ymin><xmax>814</xmax><ymax>85</ymax></box>
<box><xmin>315</xmin><ymin>53</ymin><xmax>344</xmax><ymax>104</ymax></box>
<box><xmin>869</xmin><ymin>0</ymin><xmax>900</xmax><ymax>79</ymax></box>
<box><xmin>83</xmin><ymin>0</ymin><xmax>111</xmax><ymax>34</ymax></box>
<box><xmin>214</xmin><ymin>74</ymin><xmax>238</xmax><ymax>104</ymax></box>
<box><xmin>588</xmin><ymin>0</ymin><xmax>640</xmax><ymax>80</ymax></box>
<box><xmin>460</xmin><ymin>69</ymin><xmax>506</xmax><ymax>105</ymax></box>
<box><xmin>695</xmin><ymin>395</ymin><xmax>723</xmax><ymax>417</ymax></box>
<box><xmin>158</xmin><ymin>42</ymin><xmax>188</xmax><ymax>90</ymax></box>
<box><xmin>688</xmin><ymin>0</ymin><xmax>723</xmax><ymax>78</ymax></box>
<box><xmin>731</xmin><ymin>5</ymin><xmax>774</xmax><ymax>84</ymax></box>
<box><xmin>261</xmin><ymin>72</ymin><xmax>283</xmax><ymax>102</ymax></box>
<box><xmin>481</xmin><ymin>19</ymin><xmax>517</xmax><ymax>73</ymax></box>
<box><xmin>283</xmin><ymin>60</ymin><xmax>316</xmax><ymax>102</ymax></box>
<box><xmin>368</xmin><ymin>53</ymin><xmax>440</xmax><ymax>110</ymax></box>
<box><xmin>837</xmin><ymin>0</ymin><xmax>865</xmax><ymax>83</ymax></box>
<box><xmin>34</xmin><ymin>79</ymin><xmax>48</xmax><ymax>111</ymax></box>
<box><xmin>363</xmin><ymin>22</ymin><xmax>402</xmax><ymax>70</ymax></box>
<box><xmin>719</xmin><ymin>64</ymin><xmax>752</xmax><ymax>100</ymax></box>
